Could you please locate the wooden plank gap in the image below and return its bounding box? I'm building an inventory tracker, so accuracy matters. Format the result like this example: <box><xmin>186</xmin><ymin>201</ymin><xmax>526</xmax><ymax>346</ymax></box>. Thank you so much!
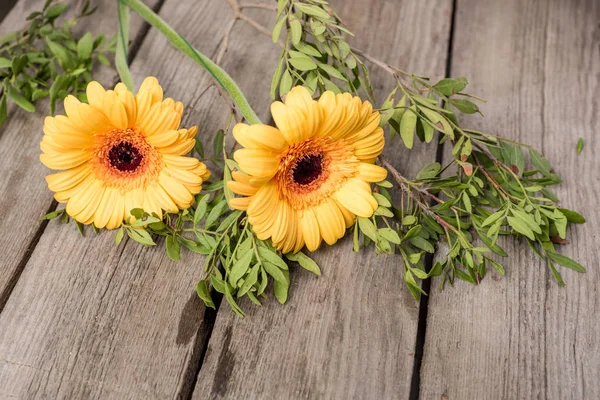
<box><xmin>0</xmin><ymin>199</ymin><xmax>57</xmax><ymax>314</ymax></box>
<box><xmin>409</xmin><ymin>0</ymin><xmax>458</xmax><ymax>398</ymax></box>
<box><xmin>178</xmin><ymin>290</ymin><xmax>224</xmax><ymax>400</ymax></box>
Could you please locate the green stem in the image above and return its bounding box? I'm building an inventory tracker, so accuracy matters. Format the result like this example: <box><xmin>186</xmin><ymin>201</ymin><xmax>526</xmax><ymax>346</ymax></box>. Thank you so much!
<box><xmin>116</xmin><ymin>1</ymin><xmax>134</xmax><ymax>91</ymax></box>
<box><xmin>119</xmin><ymin>0</ymin><xmax>261</xmax><ymax>125</ymax></box>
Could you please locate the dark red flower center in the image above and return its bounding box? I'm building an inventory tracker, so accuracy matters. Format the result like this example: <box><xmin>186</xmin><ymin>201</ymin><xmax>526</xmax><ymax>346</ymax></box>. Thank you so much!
<box><xmin>109</xmin><ymin>141</ymin><xmax>143</xmax><ymax>172</ymax></box>
<box><xmin>293</xmin><ymin>154</ymin><xmax>323</xmax><ymax>185</ymax></box>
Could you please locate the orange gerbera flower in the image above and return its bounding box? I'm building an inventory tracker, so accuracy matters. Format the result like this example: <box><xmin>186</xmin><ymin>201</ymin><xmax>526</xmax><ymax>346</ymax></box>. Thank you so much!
<box><xmin>228</xmin><ymin>86</ymin><xmax>387</xmax><ymax>253</ymax></box>
<box><xmin>40</xmin><ymin>77</ymin><xmax>210</xmax><ymax>229</ymax></box>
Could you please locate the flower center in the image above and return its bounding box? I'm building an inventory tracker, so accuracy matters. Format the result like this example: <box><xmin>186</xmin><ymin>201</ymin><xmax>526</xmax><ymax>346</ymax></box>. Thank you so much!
<box><xmin>108</xmin><ymin>141</ymin><xmax>143</xmax><ymax>172</ymax></box>
<box><xmin>90</xmin><ymin>128</ymin><xmax>163</xmax><ymax>192</ymax></box>
<box><xmin>292</xmin><ymin>154</ymin><xmax>323</xmax><ymax>185</ymax></box>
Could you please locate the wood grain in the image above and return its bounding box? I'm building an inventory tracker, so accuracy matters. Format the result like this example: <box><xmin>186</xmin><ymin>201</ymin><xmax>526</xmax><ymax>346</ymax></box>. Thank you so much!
<box><xmin>192</xmin><ymin>1</ymin><xmax>453</xmax><ymax>398</ymax></box>
<box><xmin>0</xmin><ymin>0</ymin><xmax>160</xmax><ymax>307</ymax></box>
<box><xmin>420</xmin><ymin>0</ymin><xmax>600</xmax><ymax>398</ymax></box>
<box><xmin>0</xmin><ymin>0</ymin><xmax>276</xmax><ymax>397</ymax></box>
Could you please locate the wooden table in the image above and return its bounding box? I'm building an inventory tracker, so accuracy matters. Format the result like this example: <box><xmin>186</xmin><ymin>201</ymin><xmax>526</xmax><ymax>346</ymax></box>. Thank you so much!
<box><xmin>0</xmin><ymin>0</ymin><xmax>598</xmax><ymax>398</ymax></box>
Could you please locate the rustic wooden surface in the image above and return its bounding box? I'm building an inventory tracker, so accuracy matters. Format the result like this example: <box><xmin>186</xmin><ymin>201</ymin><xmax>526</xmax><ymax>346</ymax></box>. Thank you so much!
<box><xmin>192</xmin><ymin>1</ymin><xmax>452</xmax><ymax>399</ymax></box>
<box><xmin>0</xmin><ymin>0</ymin><xmax>597</xmax><ymax>399</ymax></box>
<box><xmin>420</xmin><ymin>0</ymin><xmax>600</xmax><ymax>399</ymax></box>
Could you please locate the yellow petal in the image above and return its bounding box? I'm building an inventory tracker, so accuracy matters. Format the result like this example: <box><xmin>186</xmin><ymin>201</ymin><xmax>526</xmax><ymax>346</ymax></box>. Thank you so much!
<box><xmin>333</xmin><ymin>178</ymin><xmax>378</xmax><ymax>217</ymax></box>
<box><xmin>356</xmin><ymin>163</ymin><xmax>388</xmax><ymax>182</ymax></box>
<box><xmin>228</xmin><ymin>196</ymin><xmax>251</xmax><ymax>210</ymax></box>
<box><xmin>271</xmin><ymin>101</ymin><xmax>311</xmax><ymax>144</ymax></box>
<box><xmin>94</xmin><ymin>187</ymin><xmax>118</xmax><ymax>229</ymax></box>
<box><xmin>314</xmin><ymin>198</ymin><xmax>346</xmax><ymax>245</ymax></box>
<box><xmin>106</xmin><ymin>192</ymin><xmax>125</xmax><ymax>229</ymax></box>
<box><xmin>45</xmin><ymin>163</ymin><xmax>91</xmax><ymax>192</ymax></box>
<box><xmin>146</xmin><ymin>183</ymin><xmax>178</xmax><ymax>213</ymax></box>
<box><xmin>233</xmin><ymin>148</ymin><xmax>279</xmax><ymax>178</ymax></box>
<box><xmin>114</xmin><ymin>83</ymin><xmax>137</xmax><ymax>128</ymax></box>
<box><xmin>66</xmin><ymin>179</ymin><xmax>103</xmax><ymax>222</ymax></box>
<box><xmin>124</xmin><ymin>187</ymin><xmax>144</xmax><ymax>219</ymax></box>
<box><xmin>146</xmin><ymin>129</ymin><xmax>180</xmax><ymax>147</ymax></box>
<box><xmin>299</xmin><ymin>207</ymin><xmax>321</xmax><ymax>251</ymax></box>
<box><xmin>40</xmin><ymin>150</ymin><xmax>90</xmax><ymax>170</ymax></box>
<box><xmin>163</xmin><ymin>166</ymin><xmax>203</xmax><ymax>187</ymax></box>
<box><xmin>86</xmin><ymin>81</ymin><xmax>106</xmax><ymax>110</ymax></box>
<box><xmin>102</xmin><ymin>90</ymin><xmax>128</xmax><ymax>130</ymax></box>
<box><xmin>159</xmin><ymin>172</ymin><xmax>193</xmax><ymax>209</ymax></box>
<box><xmin>232</xmin><ymin>123</ymin><xmax>287</xmax><ymax>151</ymax></box>
<box><xmin>227</xmin><ymin>180</ymin><xmax>259</xmax><ymax>196</ymax></box>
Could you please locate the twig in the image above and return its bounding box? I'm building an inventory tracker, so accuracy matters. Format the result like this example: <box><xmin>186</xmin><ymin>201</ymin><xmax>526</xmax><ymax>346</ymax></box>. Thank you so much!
<box><xmin>380</xmin><ymin>158</ymin><xmax>463</xmax><ymax>237</ymax></box>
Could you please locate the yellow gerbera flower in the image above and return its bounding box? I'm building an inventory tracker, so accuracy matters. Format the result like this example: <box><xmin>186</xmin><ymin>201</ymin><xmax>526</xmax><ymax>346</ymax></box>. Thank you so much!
<box><xmin>41</xmin><ymin>77</ymin><xmax>210</xmax><ymax>229</ymax></box>
<box><xmin>228</xmin><ymin>86</ymin><xmax>388</xmax><ymax>253</ymax></box>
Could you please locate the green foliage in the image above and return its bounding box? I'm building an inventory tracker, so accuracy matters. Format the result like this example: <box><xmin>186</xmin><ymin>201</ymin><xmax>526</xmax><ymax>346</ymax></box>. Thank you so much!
<box><xmin>270</xmin><ymin>0</ymin><xmax>374</xmax><ymax>100</ymax></box>
<box><xmin>0</xmin><ymin>0</ymin><xmax>115</xmax><ymax>127</ymax></box>
<box><xmin>270</xmin><ymin>0</ymin><xmax>586</xmax><ymax>300</ymax></box>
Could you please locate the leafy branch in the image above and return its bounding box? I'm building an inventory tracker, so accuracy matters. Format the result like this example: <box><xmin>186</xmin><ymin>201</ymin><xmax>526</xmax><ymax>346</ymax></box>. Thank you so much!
<box><xmin>0</xmin><ymin>0</ymin><xmax>115</xmax><ymax>127</ymax></box>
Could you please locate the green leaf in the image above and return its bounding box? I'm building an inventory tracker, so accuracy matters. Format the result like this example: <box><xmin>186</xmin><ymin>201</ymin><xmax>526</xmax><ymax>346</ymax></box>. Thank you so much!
<box><xmin>45</xmin><ymin>3</ymin><xmax>68</xmax><ymax>19</ymax></box>
<box><xmin>237</xmin><ymin>264</ymin><xmax>260</xmax><ymax>297</ymax></box>
<box><xmin>481</xmin><ymin>210</ymin><xmax>504</xmax><ymax>227</ymax></box>
<box><xmin>262</xmin><ymin>261</ymin><xmax>288</xmax><ymax>284</ymax></box>
<box><xmin>115</xmin><ymin>227</ymin><xmax>124</xmax><ymax>245</ymax></box>
<box><xmin>557</xmin><ymin>208</ymin><xmax>586</xmax><ymax>224</ymax></box>
<box><xmin>8</xmin><ymin>86</ymin><xmax>35</xmax><ymax>112</ymax></box>
<box><xmin>318</xmin><ymin>63</ymin><xmax>345</xmax><ymax>80</ymax></box>
<box><xmin>45</xmin><ymin>38</ymin><xmax>71</xmax><ymax>68</ymax></box>
<box><xmin>289</xmin><ymin>56</ymin><xmax>317</xmax><ymax>71</ymax></box>
<box><xmin>166</xmin><ymin>235</ymin><xmax>181</xmax><ymax>261</ymax></box>
<box><xmin>547</xmin><ymin>252</ymin><xmax>586</xmax><ymax>273</ymax></box>
<box><xmin>258</xmin><ymin>247</ymin><xmax>288</xmax><ymax>270</ymax></box>
<box><xmin>285</xmin><ymin>251</ymin><xmax>321</xmax><ymax>276</ymax></box>
<box><xmin>451</xmin><ymin>98</ymin><xmax>479</xmax><ymax>114</ymax></box>
<box><xmin>379</xmin><ymin>227</ymin><xmax>401</xmax><ymax>244</ymax></box>
<box><xmin>204</xmin><ymin>199</ymin><xmax>228</xmax><ymax>229</ymax></box>
<box><xmin>274</xmin><ymin>271</ymin><xmax>289</xmax><ymax>304</ymax></box>
<box><xmin>295</xmin><ymin>42</ymin><xmax>321</xmax><ymax>57</ymax></box>
<box><xmin>194</xmin><ymin>194</ymin><xmax>210</xmax><ymax>225</ymax></box>
<box><xmin>507</xmin><ymin>216</ymin><xmax>535</xmax><ymax>240</ymax></box>
<box><xmin>433</xmin><ymin>77</ymin><xmax>468</xmax><ymax>96</ymax></box>
<box><xmin>402</xmin><ymin>225</ymin><xmax>422</xmax><ymax>241</ymax></box>
<box><xmin>0</xmin><ymin>57</ymin><xmax>11</xmax><ymax>68</ymax></box>
<box><xmin>528</xmin><ymin>148</ymin><xmax>553</xmax><ymax>176</ymax></box>
<box><xmin>416</xmin><ymin>162</ymin><xmax>441</xmax><ymax>180</ymax></box>
<box><xmin>289</xmin><ymin>16</ymin><xmax>302</xmax><ymax>45</ymax></box>
<box><xmin>280</xmin><ymin>69</ymin><xmax>293</xmax><ymax>97</ymax></box>
<box><xmin>0</xmin><ymin>94</ymin><xmax>7</xmax><ymax>128</ymax></box>
<box><xmin>272</xmin><ymin>15</ymin><xmax>287</xmax><ymax>43</ymax></box>
<box><xmin>196</xmin><ymin>279</ymin><xmax>216</xmax><ymax>309</ymax></box>
<box><xmin>402</xmin><ymin>215</ymin><xmax>417</xmax><ymax>226</ymax></box>
<box><xmin>77</xmin><ymin>32</ymin><xmax>94</xmax><ymax>60</ymax></box>
<box><xmin>399</xmin><ymin>106</ymin><xmax>417</xmax><ymax>149</ymax></box>
<box><xmin>577</xmin><ymin>138</ymin><xmax>584</xmax><ymax>154</ymax></box>
<box><xmin>127</xmin><ymin>227</ymin><xmax>155</xmax><ymax>246</ymax></box>
<box><xmin>373</xmin><ymin>192</ymin><xmax>391</xmax><ymax>208</ymax></box>
<box><xmin>409</xmin><ymin>236</ymin><xmax>435</xmax><ymax>253</ymax></box>
<box><xmin>230</xmin><ymin>250</ymin><xmax>253</xmax><ymax>284</ymax></box>
<box><xmin>294</xmin><ymin>3</ymin><xmax>331</xmax><ymax>20</ymax></box>
<box><xmin>358</xmin><ymin>217</ymin><xmax>377</xmax><ymax>242</ymax></box>
<box><xmin>419</xmin><ymin>107</ymin><xmax>454</xmax><ymax>137</ymax></box>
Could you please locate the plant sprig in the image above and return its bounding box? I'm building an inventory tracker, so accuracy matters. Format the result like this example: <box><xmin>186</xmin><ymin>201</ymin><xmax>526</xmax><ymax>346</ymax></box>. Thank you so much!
<box><xmin>0</xmin><ymin>0</ymin><xmax>115</xmax><ymax>127</ymax></box>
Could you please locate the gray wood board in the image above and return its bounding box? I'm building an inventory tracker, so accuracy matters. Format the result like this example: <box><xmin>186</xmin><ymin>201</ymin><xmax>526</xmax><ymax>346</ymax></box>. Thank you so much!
<box><xmin>420</xmin><ymin>0</ymin><xmax>600</xmax><ymax>399</ymax></box>
<box><xmin>0</xmin><ymin>0</ymin><xmax>160</xmax><ymax>307</ymax></box>
<box><xmin>192</xmin><ymin>1</ymin><xmax>453</xmax><ymax>399</ymax></box>
<box><xmin>0</xmin><ymin>0</ymin><xmax>275</xmax><ymax>397</ymax></box>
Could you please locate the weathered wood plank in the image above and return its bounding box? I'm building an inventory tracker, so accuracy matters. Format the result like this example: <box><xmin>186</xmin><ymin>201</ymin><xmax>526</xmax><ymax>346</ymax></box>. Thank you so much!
<box><xmin>420</xmin><ymin>0</ymin><xmax>600</xmax><ymax>398</ymax></box>
<box><xmin>0</xmin><ymin>0</ymin><xmax>159</xmax><ymax>308</ymax></box>
<box><xmin>0</xmin><ymin>0</ymin><xmax>277</xmax><ymax>397</ymax></box>
<box><xmin>192</xmin><ymin>1</ymin><xmax>453</xmax><ymax>398</ymax></box>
